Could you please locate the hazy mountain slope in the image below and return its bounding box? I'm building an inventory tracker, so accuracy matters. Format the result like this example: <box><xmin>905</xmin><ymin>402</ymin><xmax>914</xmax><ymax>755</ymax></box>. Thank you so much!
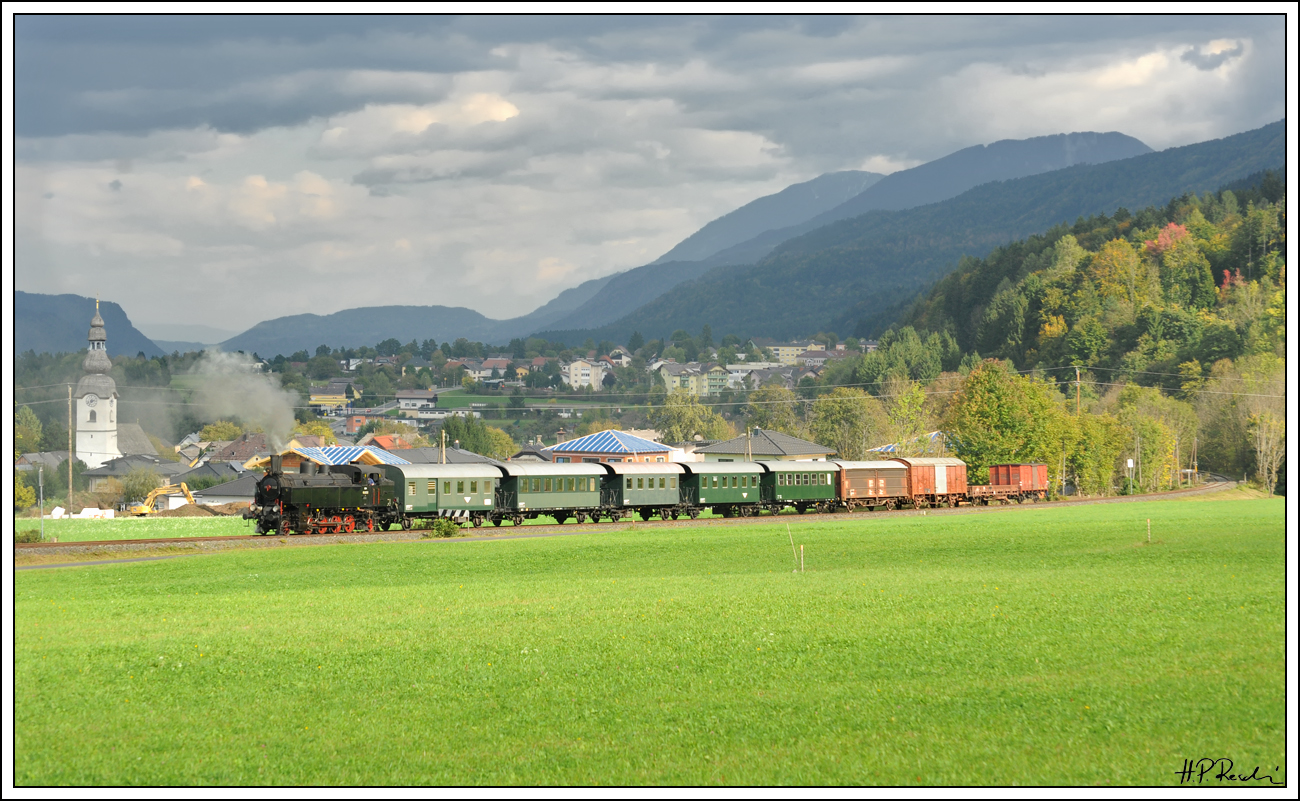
<box><xmin>220</xmin><ymin>305</ymin><xmax>507</xmax><ymax>356</ymax></box>
<box><xmin>538</xmin><ymin>120</ymin><xmax>1283</xmax><ymax>346</ymax></box>
<box><xmin>653</xmin><ymin>170</ymin><xmax>883</xmax><ymax>264</ymax></box>
<box><xmin>15</xmin><ymin>291</ymin><xmax>164</xmax><ymax>358</ymax></box>
<box><xmin>691</xmin><ymin>131</ymin><xmax>1153</xmax><ymax>269</ymax></box>
<box><xmin>491</xmin><ymin>272</ymin><xmax>618</xmax><ymax>340</ymax></box>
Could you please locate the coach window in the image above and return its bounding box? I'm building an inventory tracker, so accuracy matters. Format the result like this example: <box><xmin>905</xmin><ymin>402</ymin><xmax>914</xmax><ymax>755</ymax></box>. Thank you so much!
<box><xmin>637</xmin><ymin>478</ymin><xmax>644</xmax><ymax>489</ymax></box>
<box><xmin>532</xmin><ymin>478</ymin><xmax>541</xmax><ymax>493</ymax></box>
<box><xmin>456</xmin><ymin>481</ymin><xmax>464</xmax><ymax>494</ymax></box>
<box><xmin>444</xmin><ymin>481</ymin><xmax>451</xmax><ymax>494</ymax></box>
<box><xmin>428</xmin><ymin>481</ymin><xmax>436</xmax><ymax>493</ymax></box>
<box><xmin>589</xmin><ymin>478</ymin><xmax>597</xmax><ymax>492</ymax></box>
<box><xmin>659</xmin><ymin>477</ymin><xmax>666</xmax><ymax>489</ymax></box>
<box><xmin>408</xmin><ymin>482</ymin><xmax>416</xmax><ymax>496</ymax></box>
<box><xmin>564</xmin><ymin>477</ymin><xmax>572</xmax><ymax>492</ymax></box>
<box><xmin>544</xmin><ymin>478</ymin><xmax>551</xmax><ymax>492</ymax></box>
<box><xmin>670</xmin><ymin>477</ymin><xmax>677</xmax><ymax>489</ymax></box>
<box><xmin>712</xmin><ymin>476</ymin><xmax>719</xmax><ymax>489</ymax></box>
<box><xmin>470</xmin><ymin>481</ymin><xmax>478</xmax><ymax>493</ymax></box>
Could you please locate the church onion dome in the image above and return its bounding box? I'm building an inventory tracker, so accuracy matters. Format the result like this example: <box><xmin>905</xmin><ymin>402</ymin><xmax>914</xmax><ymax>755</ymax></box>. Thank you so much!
<box><xmin>89</xmin><ymin>311</ymin><xmax>106</xmax><ymax>341</ymax></box>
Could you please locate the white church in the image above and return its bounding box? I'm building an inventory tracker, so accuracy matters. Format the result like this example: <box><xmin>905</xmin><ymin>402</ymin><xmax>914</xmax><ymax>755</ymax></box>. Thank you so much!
<box><xmin>74</xmin><ymin>304</ymin><xmax>122</xmax><ymax>469</ymax></box>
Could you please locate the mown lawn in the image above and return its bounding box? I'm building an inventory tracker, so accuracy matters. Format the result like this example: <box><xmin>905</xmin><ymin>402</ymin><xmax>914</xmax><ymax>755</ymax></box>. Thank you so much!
<box><xmin>12</xmin><ymin>516</ymin><xmax>257</xmax><ymax>542</ymax></box>
<box><xmin>14</xmin><ymin>498</ymin><xmax>1285</xmax><ymax>786</ymax></box>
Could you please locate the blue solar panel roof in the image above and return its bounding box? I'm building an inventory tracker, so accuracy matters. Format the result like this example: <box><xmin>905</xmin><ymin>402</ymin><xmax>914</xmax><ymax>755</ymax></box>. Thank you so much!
<box><xmin>296</xmin><ymin>446</ymin><xmax>410</xmax><ymax>465</ymax></box>
<box><xmin>543</xmin><ymin>430</ymin><xmax>668</xmax><ymax>454</ymax></box>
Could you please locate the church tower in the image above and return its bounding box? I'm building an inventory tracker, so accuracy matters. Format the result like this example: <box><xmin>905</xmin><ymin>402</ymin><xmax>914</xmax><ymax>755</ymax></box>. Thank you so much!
<box><xmin>75</xmin><ymin>301</ymin><xmax>121</xmax><ymax>469</ymax></box>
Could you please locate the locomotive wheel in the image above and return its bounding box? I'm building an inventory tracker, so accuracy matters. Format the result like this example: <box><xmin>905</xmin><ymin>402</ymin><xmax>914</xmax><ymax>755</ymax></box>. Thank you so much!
<box><xmin>330</xmin><ymin>515</ymin><xmax>343</xmax><ymax>532</ymax></box>
<box><xmin>279</xmin><ymin>519</ymin><xmax>292</xmax><ymax>536</ymax></box>
<box><xmin>574</xmin><ymin>512</ymin><xmax>587</xmax><ymax>524</ymax></box>
<box><xmin>344</xmin><ymin>516</ymin><xmax>355</xmax><ymax>533</ymax></box>
<box><xmin>400</xmin><ymin>516</ymin><xmax>412</xmax><ymax>531</ymax></box>
<box><xmin>367</xmin><ymin>517</ymin><xmax>375</xmax><ymax>532</ymax></box>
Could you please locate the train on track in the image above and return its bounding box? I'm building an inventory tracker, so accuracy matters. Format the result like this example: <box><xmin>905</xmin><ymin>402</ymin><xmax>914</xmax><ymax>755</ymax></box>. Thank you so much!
<box><xmin>244</xmin><ymin>454</ymin><xmax>1051</xmax><ymax>536</ymax></box>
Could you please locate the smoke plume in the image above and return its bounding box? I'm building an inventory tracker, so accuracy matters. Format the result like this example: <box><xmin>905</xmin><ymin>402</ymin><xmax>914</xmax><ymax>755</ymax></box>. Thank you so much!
<box><xmin>187</xmin><ymin>351</ymin><xmax>300</xmax><ymax>448</ymax></box>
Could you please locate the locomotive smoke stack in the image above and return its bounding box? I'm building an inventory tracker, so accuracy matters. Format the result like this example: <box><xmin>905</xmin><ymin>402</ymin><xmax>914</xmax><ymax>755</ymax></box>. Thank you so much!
<box><xmin>270</xmin><ymin>454</ymin><xmax>283</xmax><ymax>475</ymax></box>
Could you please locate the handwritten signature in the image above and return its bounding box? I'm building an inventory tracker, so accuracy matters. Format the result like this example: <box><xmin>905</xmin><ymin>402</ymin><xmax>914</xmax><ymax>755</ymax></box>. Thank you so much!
<box><xmin>1176</xmin><ymin>758</ymin><xmax>1283</xmax><ymax>784</ymax></box>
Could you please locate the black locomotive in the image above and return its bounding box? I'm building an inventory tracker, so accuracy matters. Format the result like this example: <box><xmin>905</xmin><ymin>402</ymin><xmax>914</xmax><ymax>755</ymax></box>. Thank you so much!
<box><xmin>244</xmin><ymin>455</ymin><xmax>398</xmax><ymax>535</ymax></box>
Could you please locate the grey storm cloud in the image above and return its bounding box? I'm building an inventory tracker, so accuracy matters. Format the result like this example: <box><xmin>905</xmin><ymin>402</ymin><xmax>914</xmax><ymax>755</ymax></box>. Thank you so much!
<box><xmin>13</xmin><ymin>14</ymin><xmax>1287</xmax><ymax>334</ymax></box>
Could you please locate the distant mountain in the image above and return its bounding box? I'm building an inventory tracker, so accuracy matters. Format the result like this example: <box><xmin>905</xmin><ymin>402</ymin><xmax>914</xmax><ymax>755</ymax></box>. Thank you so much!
<box><xmin>538</xmin><ymin>120</ymin><xmax>1283</xmax><ymax>346</ymax></box>
<box><xmin>220</xmin><ymin>305</ymin><xmax>506</xmax><ymax>356</ymax></box>
<box><xmin>489</xmin><ymin>272</ymin><xmax>617</xmax><ymax>341</ymax></box>
<box><xmin>690</xmin><ymin>131</ymin><xmax>1154</xmax><ymax>268</ymax></box>
<box><xmin>15</xmin><ymin>291</ymin><xmax>165</xmax><ymax>358</ymax></box>
<box><xmin>653</xmin><ymin>170</ymin><xmax>884</xmax><ymax>264</ymax></box>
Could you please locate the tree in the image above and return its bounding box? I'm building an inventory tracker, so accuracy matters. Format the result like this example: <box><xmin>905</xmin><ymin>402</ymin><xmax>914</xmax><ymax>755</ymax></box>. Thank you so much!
<box><xmin>200</xmin><ymin>420</ymin><xmax>244</xmax><ymax>442</ymax></box>
<box><xmin>14</xmin><ymin>471</ymin><xmax>36</xmax><ymax>511</ymax></box>
<box><xmin>699</xmin><ymin>324</ymin><xmax>713</xmax><ymax>349</ymax></box>
<box><xmin>882</xmin><ymin>375</ymin><xmax>929</xmax><ymax>456</ymax></box>
<box><xmin>648</xmin><ymin>391</ymin><xmax>731</xmax><ymax>444</ymax></box>
<box><xmin>292</xmin><ymin>419</ymin><xmax>338</xmax><ymax>445</ymax></box>
<box><xmin>15</xmin><ymin>406</ymin><xmax>42</xmax><ymax>454</ymax></box>
<box><xmin>942</xmin><ymin>361</ymin><xmax>1072</xmax><ymax>484</ymax></box>
<box><xmin>121</xmin><ymin>468</ymin><xmax>162</xmax><ymax>505</ymax></box>
<box><xmin>308</xmin><ymin>354</ymin><xmax>339</xmax><ymax>380</ymax></box>
<box><xmin>809</xmin><ymin>387</ymin><xmax>887</xmax><ymax>460</ymax></box>
<box><xmin>1070</xmin><ymin>413</ymin><xmax>1127</xmax><ymax>496</ymax></box>
<box><xmin>1240</xmin><ymin>358</ymin><xmax>1285</xmax><ymax>494</ymax></box>
<box><xmin>745</xmin><ymin>384</ymin><xmax>803</xmax><ymax>437</ymax></box>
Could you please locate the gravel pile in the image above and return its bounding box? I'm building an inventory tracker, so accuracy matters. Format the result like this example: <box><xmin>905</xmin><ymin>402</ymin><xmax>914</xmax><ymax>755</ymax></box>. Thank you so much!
<box><xmin>203</xmin><ymin>502</ymin><xmax>252</xmax><ymax>516</ymax></box>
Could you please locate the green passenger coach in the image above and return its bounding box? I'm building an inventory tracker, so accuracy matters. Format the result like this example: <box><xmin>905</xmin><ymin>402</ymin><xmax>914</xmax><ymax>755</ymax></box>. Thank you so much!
<box><xmin>379</xmin><ymin>463</ymin><xmax>500</xmax><ymax>527</ymax></box>
<box><xmin>494</xmin><ymin>463</ymin><xmax>605</xmax><ymax>525</ymax></box>
<box><xmin>761</xmin><ymin>462</ymin><xmax>840</xmax><ymax>513</ymax></box>
<box><xmin>680</xmin><ymin>462</ymin><xmax>766</xmax><ymax>517</ymax></box>
<box><xmin>600</xmin><ymin>462</ymin><xmax>686</xmax><ymax>520</ymax></box>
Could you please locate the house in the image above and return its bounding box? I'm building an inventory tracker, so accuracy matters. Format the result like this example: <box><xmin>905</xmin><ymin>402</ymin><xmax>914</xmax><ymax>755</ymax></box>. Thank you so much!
<box><xmin>530</xmin><ymin>356</ymin><xmax>552</xmax><ymax>371</ymax></box>
<box><xmin>543</xmin><ymin>430</ymin><xmax>672</xmax><ymax>464</ymax></box>
<box><xmin>480</xmin><ymin>357</ymin><xmax>512</xmax><ymax>377</ymax></box>
<box><xmin>795</xmin><ymin>349</ymin><xmax>833</xmax><ymax>367</ymax></box>
<box><xmin>396</xmin><ymin>389</ymin><xmax>438</xmax><ymax>417</ymax></box>
<box><xmin>561</xmin><ymin>359</ymin><xmax>606</xmax><ymax>390</ymax></box>
<box><xmin>206</xmin><ymin>432</ymin><xmax>273</xmax><ymax>463</ymax></box>
<box><xmin>82</xmin><ymin>454</ymin><xmax>188</xmax><ymax>492</ymax></box>
<box><xmin>16</xmin><ymin>452</ymin><xmax>66</xmax><ymax>474</ymax></box>
<box><xmin>338</xmin><ymin>358</ymin><xmax>366</xmax><ymax>372</ymax></box>
<box><xmin>374</xmin><ymin>355</ymin><xmax>401</xmax><ymax>368</ymax></box>
<box><xmin>608</xmin><ymin>347</ymin><xmax>633</xmax><ymax>367</ymax></box>
<box><xmin>243</xmin><ymin>445</ymin><xmax>410</xmax><ymax>471</ymax></box>
<box><xmin>309</xmin><ymin>388</ymin><xmax>351</xmax><ymax>411</ymax></box>
<box><xmin>192</xmin><ymin>473</ymin><xmax>260</xmax><ymax>507</ymax></box>
<box><xmin>356</xmin><ymin>433</ymin><xmax>413</xmax><ymax>451</ymax></box>
<box><xmin>173</xmin><ymin>459</ymin><xmax>247</xmax><ymax>489</ymax></box>
<box><xmin>117</xmin><ymin>422</ymin><xmax>162</xmax><ymax>456</ymax></box>
<box><xmin>508</xmin><ymin>443</ymin><xmax>551</xmax><ymax>462</ymax></box>
<box><xmin>693</xmin><ymin>429</ymin><xmax>836</xmax><ymax>462</ymax></box>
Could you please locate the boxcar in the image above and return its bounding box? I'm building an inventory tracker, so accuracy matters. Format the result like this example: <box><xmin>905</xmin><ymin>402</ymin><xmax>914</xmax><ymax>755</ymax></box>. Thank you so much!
<box><xmin>968</xmin><ymin>463</ymin><xmax>1051</xmax><ymax>504</ymax></box>
<box><xmin>832</xmin><ymin>460</ymin><xmax>910</xmax><ymax>510</ymax></box>
<box><xmin>600</xmin><ymin>462</ymin><xmax>686</xmax><ymax>521</ymax></box>
<box><xmin>494</xmin><ymin>463</ymin><xmax>604</xmax><ymax>524</ymax></box>
<box><xmin>380</xmin><ymin>463</ymin><xmax>501</xmax><ymax>528</ymax></box>
<box><xmin>761</xmin><ymin>462</ymin><xmax>839</xmax><ymax>514</ymax></box>
<box><xmin>680</xmin><ymin>462</ymin><xmax>766</xmax><ymax>517</ymax></box>
<box><xmin>892</xmin><ymin>457</ymin><xmax>968</xmax><ymax>507</ymax></box>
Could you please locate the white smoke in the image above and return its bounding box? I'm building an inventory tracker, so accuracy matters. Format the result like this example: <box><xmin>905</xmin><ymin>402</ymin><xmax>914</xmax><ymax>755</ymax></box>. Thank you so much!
<box><xmin>187</xmin><ymin>351</ymin><xmax>300</xmax><ymax>449</ymax></box>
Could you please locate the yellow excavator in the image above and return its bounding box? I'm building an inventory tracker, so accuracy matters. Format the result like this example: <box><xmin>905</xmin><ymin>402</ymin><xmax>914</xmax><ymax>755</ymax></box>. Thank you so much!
<box><xmin>128</xmin><ymin>483</ymin><xmax>196</xmax><ymax>516</ymax></box>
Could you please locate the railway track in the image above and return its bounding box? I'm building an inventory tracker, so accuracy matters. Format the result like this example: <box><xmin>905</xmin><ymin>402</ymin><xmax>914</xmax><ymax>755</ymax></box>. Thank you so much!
<box><xmin>15</xmin><ymin>479</ymin><xmax>1236</xmax><ymax>554</ymax></box>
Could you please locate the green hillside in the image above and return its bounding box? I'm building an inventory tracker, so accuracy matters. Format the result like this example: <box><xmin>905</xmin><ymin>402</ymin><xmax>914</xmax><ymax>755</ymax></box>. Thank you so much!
<box><xmin>540</xmin><ymin>120</ymin><xmax>1283</xmax><ymax>345</ymax></box>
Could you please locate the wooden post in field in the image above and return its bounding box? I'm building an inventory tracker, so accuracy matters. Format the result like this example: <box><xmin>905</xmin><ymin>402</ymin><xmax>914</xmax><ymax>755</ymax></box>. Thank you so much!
<box><xmin>787</xmin><ymin>524</ymin><xmax>798</xmax><ymax>571</ymax></box>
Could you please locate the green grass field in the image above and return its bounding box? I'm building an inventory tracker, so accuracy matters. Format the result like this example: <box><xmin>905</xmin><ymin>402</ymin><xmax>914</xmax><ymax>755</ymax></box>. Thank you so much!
<box><xmin>14</xmin><ymin>498</ymin><xmax>1285</xmax><ymax>786</ymax></box>
<box><xmin>13</xmin><ymin>516</ymin><xmax>257</xmax><ymax>542</ymax></box>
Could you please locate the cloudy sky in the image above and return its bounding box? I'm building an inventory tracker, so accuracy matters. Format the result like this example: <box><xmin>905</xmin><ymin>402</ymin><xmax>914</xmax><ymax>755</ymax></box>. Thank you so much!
<box><xmin>11</xmin><ymin>13</ymin><xmax>1288</xmax><ymax>338</ymax></box>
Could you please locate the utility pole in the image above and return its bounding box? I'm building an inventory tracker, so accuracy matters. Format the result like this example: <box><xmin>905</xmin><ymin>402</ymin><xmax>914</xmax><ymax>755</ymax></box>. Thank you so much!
<box><xmin>1075</xmin><ymin>366</ymin><xmax>1081</xmax><ymax>415</ymax></box>
<box><xmin>67</xmin><ymin>385</ymin><xmax>73</xmax><ymax>504</ymax></box>
<box><xmin>440</xmin><ymin>428</ymin><xmax>446</xmax><ymax>464</ymax></box>
<box><xmin>39</xmin><ymin>465</ymin><xmax>44</xmax><ymax>541</ymax></box>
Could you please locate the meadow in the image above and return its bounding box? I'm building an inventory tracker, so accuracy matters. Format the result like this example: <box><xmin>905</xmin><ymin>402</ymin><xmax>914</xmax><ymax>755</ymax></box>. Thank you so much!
<box><xmin>12</xmin><ymin>515</ymin><xmax>256</xmax><ymax>543</ymax></box>
<box><xmin>13</xmin><ymin>498</ymin><xmax>1286</xmax><ymax>785</ymax></box>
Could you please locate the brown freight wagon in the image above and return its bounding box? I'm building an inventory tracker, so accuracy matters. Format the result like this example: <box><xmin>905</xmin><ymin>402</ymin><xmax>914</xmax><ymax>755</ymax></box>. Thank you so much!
<box><xmin>832</xmin><ymin>460</ymin><xmax>910</xmax><ymax>509</ymax></box>
<box><xmin>987</xmin><ymin>463</ymin><xmax>1050</xmax><ymax>493</ymax></box>
<box><xmin>968</xmin><ymin>463</ymin><xmax>1051</xmax><ymax>504</ymax></box>
<box><xmin>892</xmin><ymin>457</ymin><xmax>968</xmax><ymax>507</ymax></box>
